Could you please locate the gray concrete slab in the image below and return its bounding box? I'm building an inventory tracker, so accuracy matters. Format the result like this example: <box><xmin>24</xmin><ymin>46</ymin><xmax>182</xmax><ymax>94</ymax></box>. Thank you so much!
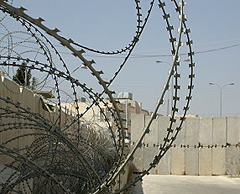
<box><xmin>173</xmin><ymin>118</ymin><xmax>186</xmax><ymax>146</ymax></box>
<box><xmin>131</xmin><ymin>114</ymin><xmax>145</xmax><ymax>143</ymax></box>
<box><xmin>199</xmin><ymin>117</ymin><xmax>212</xmax><ymax>145</ymax></box>
<box><xmin>157</xmin><ymin>149</ymin><xmax>171</xmax><ymax>175</ymax></box>
<box><xmin>158</xmin><ymin>116</ymin><xmax>171</xmax><ymax>145</ymax></box>
<box><xmin>185</xmin><ymin>118</ymin><xmax>199</xmax><ymax>146</ymax></box>
<box><xmin>212</xmin><ymin>117</ymin><xmax>227</xmax><ymax>145</ymax></box>
<box><xmin>199</xmin><ymin>148</ymin><xmax>212</xmax><ymax>175</ymax></box>
<box><xmin>212</xmin><ymin>148</ymin><xmax>226</xmax><ymax>175</ymax></box>
<box><xmin>170</xmin><ymin>148</ymin><xmax>185</xmax><ymax>175</ymax></box>
<box><xmin>226</xmin><ymin>117</ymin><xmax>240</xmax><ymax>144</ymax></box>
<box><xmin>185</xmin><ymin>148</ymin><xmax>199</xmax><ymax>175</ymax></box>
<box><xmin>144</xmin><ymin>116</ymin><xmax>158</xmax><ymax>145</ymax></box>
<box><xmin>129</xmin><ymin>175</ymin><xmax>240</xmax><ymax>194</ymax></box>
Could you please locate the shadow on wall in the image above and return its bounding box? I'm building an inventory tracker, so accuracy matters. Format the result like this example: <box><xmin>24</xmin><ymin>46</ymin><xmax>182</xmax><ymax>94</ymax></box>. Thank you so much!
<box><xmin>126</xmin><ymin>175</ymin><xmax>144</xmax><ymax>194</ymax></box>
<box><xmin>125</xmin><ymin>165</ymin><xmax>144</xmax><ymax>194</ymax></box>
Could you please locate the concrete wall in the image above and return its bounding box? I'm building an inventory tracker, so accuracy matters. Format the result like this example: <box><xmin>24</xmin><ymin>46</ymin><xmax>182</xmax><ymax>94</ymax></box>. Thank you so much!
<box><xmin>0</xmin><ymin>75</ymin><xmax>63</xmax><ymax>165</ymax></box>
<box><xmin>131</xmin><ymin>115</ymin><xmax>240</xmax><ymax>176</ymax></box>
<box><xmin>0</xmin><ymin>75</ymin><xmax>133</xmax><ymax>193</ymax></box>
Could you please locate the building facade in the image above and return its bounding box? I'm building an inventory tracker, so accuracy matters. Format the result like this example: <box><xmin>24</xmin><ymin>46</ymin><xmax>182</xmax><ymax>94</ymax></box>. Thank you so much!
<box><xmin>61</xmin><ymin>92</ymin><xmax>150</xmax><ymax>142</ymax></box>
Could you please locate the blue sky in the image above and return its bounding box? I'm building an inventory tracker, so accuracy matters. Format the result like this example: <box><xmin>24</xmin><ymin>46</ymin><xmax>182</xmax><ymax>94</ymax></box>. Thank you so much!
<box><xmin>10</xmin><ymin>0</ymin><xmax>240</xmax><ymax>117</ymax></box>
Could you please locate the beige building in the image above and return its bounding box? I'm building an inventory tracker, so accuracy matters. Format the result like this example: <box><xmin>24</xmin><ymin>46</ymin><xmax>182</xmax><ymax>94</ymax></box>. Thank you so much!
<box><xmin>61</xmin><ymin>92</ymin><xmax>150</xmax><ymax>142</ymax></box>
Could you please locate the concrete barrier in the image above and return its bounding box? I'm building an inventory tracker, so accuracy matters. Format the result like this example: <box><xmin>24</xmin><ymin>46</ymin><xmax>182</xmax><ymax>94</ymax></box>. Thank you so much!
<box><xmin>170</xmin><ymin>147</ymin><xmax>185</xmax><ymax>175</ymax></box>
<box><xmin>199</xmin><ymin>148</ymin><xmax>212</xmax><ymax>175</ymax></box>
<box><xmin>132</xmin><ymin>115</ymin><xmax>240</xmax><ymax>176</ymax></box>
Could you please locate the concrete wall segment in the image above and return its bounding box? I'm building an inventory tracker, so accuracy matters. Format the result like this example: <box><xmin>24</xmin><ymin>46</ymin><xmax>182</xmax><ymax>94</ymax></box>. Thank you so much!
<box><xmin>173</xmin><ymin>118</ymin><xmax>186</xmax><ymax>146</ymax></box>
<box><xmin>144</xmin><ymin>116</ymin><xmax>158</xmax><ymax>145</ymax></box>
<box><xmin>158</xmin><ymin>116</ymin><xmax>170</xmax><ymax>145</ymax></box>
<box><xmin>199</xmin><ymin>117</ymin><xmax>213</xmax><ymax>145</ymax></box>
<box><xmin>225</xmin><ymin>147</ymin><xmax>240</xmax><ymax>176</ymax></box>
<box><xmin>185</xmin><ymin>148</ymin><xmax>199</xmax><ymax>175</ymax></box>
<box><xmin>226</xmin><ymin>117</ymin><xmax>240</xmax><ymax>144</ymax></box>
<box><xmin>212</xmin><ymin>148</ymin><xmax>226</xmax><ymax>175</ymax></box>
<box><xmin>185</xmin><ymin>117</ymin><xmax>199</xmax><ymax>146</ymax></box>
<box><xmin>131</xmin><ymin>115</ymin><xmax>240</xmax><ymax>176</ymax></box>
<box><xmin>212</xmin><ymin>117</ymin><xmax>227</xmax><ymax>145</ymax></box>
<box><xmin>199</xmin><ymin>148</ymin><xmax>212</xmax><ymax>175</ymax></box>
<box><xmin>157</xmin><ymin>148</ymin><xmax>171</xmax><ymax>175</ymax></box>
<box><xmin>170</xmin><ymin>147</ymin><xmax>185</xmax><ymax>175</ymax></box>
<box><xmin>131</xmin><ymin>114</ymin><xmax>145</xmax><ymax>144</ymax></box>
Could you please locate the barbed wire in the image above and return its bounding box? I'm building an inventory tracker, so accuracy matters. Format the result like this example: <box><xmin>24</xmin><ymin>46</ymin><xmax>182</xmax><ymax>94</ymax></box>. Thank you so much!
<box><xmin>0</xmin><ymin>0</ymin><xmax>195</xmax><ymax>193</ymax></box>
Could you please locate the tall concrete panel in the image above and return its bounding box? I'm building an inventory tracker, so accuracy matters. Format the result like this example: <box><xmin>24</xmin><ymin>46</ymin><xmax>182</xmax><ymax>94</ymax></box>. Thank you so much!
<box><xmin>226</xmin><ymin>117</ymin><xmax>240</xmax><ymax>144</ymax></box>
<box><xmin>199</xmin><ymin>148</ymin><xmax>212</xmax><ymax>175</ymax></box>
<box><xmin>143</xmin><ymin>146</ymin><xmax>158</xmax><ymax>174</ymax></box>
<box><xmin>158</xmin><ymin>116</ymin><xmax>171</xmax><ymax>145</ymax></box>
<box><xmin>174</xmin><ymin>118</ymin><xmax>186</xmax><ymax>146</ymax></box>
<box><xmin>171</xmin><ymin>147</ymin><xmax>185</xmax><ymax>175</ymax></box>
<box><xmin>2</xmin><ymin>77</ymin><xmax>21</xmax><ymax>100</ymax></box>
<box><xmin>212</xmin><ymin>148</ymin><xmax>226</xmax><ymax>175</ymax></box>
<box><xmin>144</xmin><ymin>116</ymin><xmax>158</xmax><ymax>145</ymax></box>
<box><xmin>0</xmin><ymin>78</ymin><xmax>21</xmax><ymax>164</ymax></box>
<box><xmin>199</xmin><ymin>117</ymin><xmax>213</xmax><ymax>145</ymax></box>
<box><xmin>19</xmin><ymin>88</ymin><xmax>36</xmax><ymax>150</ymax></box>
<box><xmin>199</xmin><ymin>117</ymin><xmax>213</xmax><ymax>176</ymax></box>
<box><xmin>131</xmin><ymin>114</ymin><xmax>145</xmax><ymax>144</ymax></box>
<box><xmin>157</xmin><ymin>148</ymin><xmax>171</xmax><ymax>175</ymax></box>
<box><xmin>185</xmin><ymin>118</ymin><xmax>199</xmax><ymax>146</ymax></box>
<box><xmin>132</xmin><ymin>147</ymin><xmax>144</xmax><ymax>172</ymax></box>
<box><xmin>226</xmin><ymin>147</ymin><xmax>240</xmax><ymax>176</ymax></box>
<box><xmin>131</xmin><ymin>116</ymin><xmax>240</xmax><ymax>176</ymax></box>
<box><xmin>212</xmin><ymin>117</ymin><xmax>227</xmax><ymax>145</ymax></box>
<box><xmin>185</xmin><ymin>148</ymin><xmax>199</xmax><ymax>175</ymax></box>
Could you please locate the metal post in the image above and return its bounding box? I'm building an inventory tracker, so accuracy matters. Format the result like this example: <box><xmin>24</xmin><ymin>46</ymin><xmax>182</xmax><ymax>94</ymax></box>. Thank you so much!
<box><xmin>209</xmin><ymin>82</ymin><xmax>234</xmax><ymax>116</ymax></box>
<box><xmin>220</xmin><ymin>89</ymin><xmax>222</xmax><ymax>116</ymax></box>
<box><xmin>25</xmin><ymin>66</ymin><xmax>27</xmax><ymax>86</ymax></box>
<box><xmin>156</xmin><ymin>60</ymin><xmax>173</xmax><ymax>115</ymax></box>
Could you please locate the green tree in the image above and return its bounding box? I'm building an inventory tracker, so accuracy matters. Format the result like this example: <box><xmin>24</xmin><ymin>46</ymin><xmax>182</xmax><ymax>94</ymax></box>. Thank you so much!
<box><xmin>13</xmin><ymin>65</ymin><xmax>32</xmax><ymax>87</ymax></box>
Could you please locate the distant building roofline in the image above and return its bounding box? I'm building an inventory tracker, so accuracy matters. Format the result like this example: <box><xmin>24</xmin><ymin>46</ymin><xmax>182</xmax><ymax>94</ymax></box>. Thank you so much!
<box><xmin>34</xmin><ymin>91</ymin><xmax>55</xmax><ymax>99</ymax></box>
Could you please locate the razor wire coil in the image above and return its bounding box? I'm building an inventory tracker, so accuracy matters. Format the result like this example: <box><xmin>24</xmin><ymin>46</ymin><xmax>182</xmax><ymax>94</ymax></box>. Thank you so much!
<box><xmin>0</xmin><ymin>0</ymin><xmax>195</xmax><ymax>193</ymax></box>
